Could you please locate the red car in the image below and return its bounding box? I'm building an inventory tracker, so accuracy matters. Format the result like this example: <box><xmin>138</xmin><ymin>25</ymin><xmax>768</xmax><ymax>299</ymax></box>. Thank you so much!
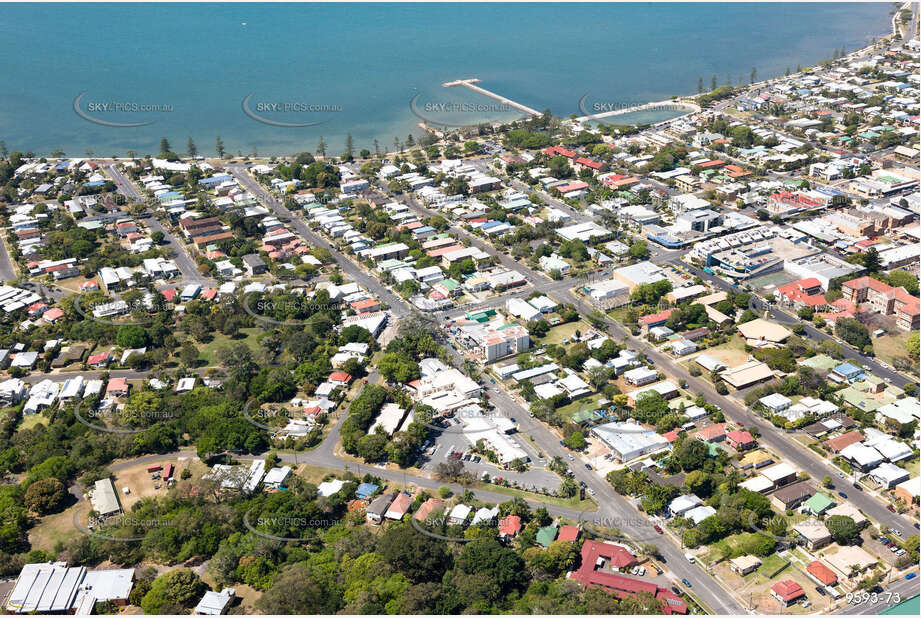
<box><xmin>887</xmin><ymin>505</ymin><xmax>896</xmax><ymax>513</ymax></box>
<box><xmin>653</xmin><ymin>525</ymin><xmax>663</xmax><ymax>534</ymax></box>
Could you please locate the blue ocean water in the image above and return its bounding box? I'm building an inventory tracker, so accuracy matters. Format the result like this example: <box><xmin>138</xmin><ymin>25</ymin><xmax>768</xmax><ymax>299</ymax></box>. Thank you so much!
<box><xmin>0</xmin><ymin>2</ymin><xmax>891</xmax><ymax>157</ymax></box>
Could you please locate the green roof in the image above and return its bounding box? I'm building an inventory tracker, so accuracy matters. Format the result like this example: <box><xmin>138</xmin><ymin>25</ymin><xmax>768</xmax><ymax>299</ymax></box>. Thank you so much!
<box><xmin>880</xmin><ymin>594</ymin><xmax>920</xmax><ymax>615</ymax></box>
<box><xmin>466</xmin><ymin>309</ymin><xmax>496</xmax><ymax>323</ymax></box>
<box><xmin>801</xmin><ymin>354</ymin><xmax>839</xmax><ymax>371</ymax></box>
<box><xmin>536</xmin><ymin>525</ymin><xmax>558</xmax><ymax>547</ymax></box>
<box><xmin>803</xmin><ymin>493</ymin><xmax>835</xmax><ymax>514</ymax></box>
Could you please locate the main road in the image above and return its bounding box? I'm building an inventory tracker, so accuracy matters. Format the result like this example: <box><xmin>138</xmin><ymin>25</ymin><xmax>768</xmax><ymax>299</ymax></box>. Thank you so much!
<box><xmin>226</xmin><ymin>164</ymin><xmax>410</xmax><ymax>318</ymax></box>
<box><xmin>103</xmin><ymin>162</ymin><xmax>213</xmax><ymax>285</ymax></box>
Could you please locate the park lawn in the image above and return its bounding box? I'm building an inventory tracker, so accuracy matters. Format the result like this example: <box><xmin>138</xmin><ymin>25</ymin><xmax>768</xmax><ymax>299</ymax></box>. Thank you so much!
<box><xmin>472</xmin><ymin>481</ymin><xmax>598</xmax><ymax>511</ymax></box>
<box><xmin>873</xmin><ymin>331</ymin><xmax>911</xmax><ymax>367</ymax></box>
<box><xmin>542</xmin><ymin>320</ymin><xmax>593</xmax><ymax>346</ymax></box>
<box><xmin>195</xmin><ymin>327</ymin><xmax>263</xmax><ymax>366</ymax></box>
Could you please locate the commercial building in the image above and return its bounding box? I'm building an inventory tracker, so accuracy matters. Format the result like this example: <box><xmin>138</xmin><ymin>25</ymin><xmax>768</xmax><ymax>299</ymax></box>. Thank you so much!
<box><xmin>591</xmin><ymin>422</ymin><xmax>669</xmax><ymax>462</ymax></box>
<box><xmin>570</xmin><ymin>540</ymin><xmax>686</xmax><ymax>614</ymax></box>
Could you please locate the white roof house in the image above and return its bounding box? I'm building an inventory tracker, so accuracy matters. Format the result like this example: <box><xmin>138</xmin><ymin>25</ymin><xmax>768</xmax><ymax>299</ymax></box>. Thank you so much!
<box><xmin>668</xmin><ymin>494</ymin><xmax>703</xmax><ymax>516</ymax></box>
<box><xmin>840</xmin><ymin>443</ymin><xmax>884</xmax><ymax>469</ymax></box>
<box><xmin>695</xmin><ymin>354</ymin><xmax>727</xmax><ymax>373</ymax></box>
<box><xmin>759</xmin><ymin>462</ymin><xmax>797</xmax><ymax>485</ymax></box>
<box><xmin>317</xmin><ymin>479</ymin><xmax>345</xmax><ymax>497</ymax></box>
<box><xmin>869</xmin><ymin>462</ymin><xmax>910</xmax><ymax>488</ymax></box>
<box><xmin>193</xmin><ymin>588</ymin><xmax>236</xmax><ymax>615</ymax></box>
<box><xmin>263</xmin><ymin>466</ymin><xmax>292</xmax><ymax>489</ymax></box>
<box><xmin>449</xmin><ymin>503</ymin><xmax>472</xmax><ymax>525</ymax></box>
<box><xmin>91</xmin><ymin>478</ymin><xmax>121</xmax><ymax>517</ymax></box>
<box><xmin>760</xmin><ymin>393</ymin><xmax>792</xmax><ymax>412</ymax></box>
<box><xmin>684</xmin><ymin>505</ymin><xmax>717</xmax><ymax>525</ymax></box>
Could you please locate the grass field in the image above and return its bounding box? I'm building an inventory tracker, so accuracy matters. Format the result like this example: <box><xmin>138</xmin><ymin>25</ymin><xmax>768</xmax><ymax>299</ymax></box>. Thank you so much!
<box><xmin>28</xmin><ymin>504</ymin><xmax>83</xmax><ymax>552</ymax></box>
<box><xmin>18</xmin><ymin>413</ymin><xmax>49</xmax><ymax>433</ymax></box>
<box><xmin>556</xmin><ymin>395</ymin><xmax>603</xmax><ymax>423</ymax></box>
<box><xmin>542</xmin><ymin>320</ymin><xmax>593</xmax><ymax>346</ymax></box>
<box><xmin>472</xmin><ymin>481</ymin><xmax>598</xmax><ymax>511</ymax></box>
<box><xmin>692</xmin><ymin>336</ymin><xmax>749</xmax><ymax>368</ymax></box>
<box><xmin>873</xmin><ymin>331</ymin><xmax>912</xmax><ymax>368</ymax></box>
<box><xmin>195</xmin><ymin>327</ymin><xmax>263</xmax><ymax>366</ymax></box>
<box><xmin>757</xmin><ymin>553</ymin><xmax>789</xmax><ymax>577</ymax></box>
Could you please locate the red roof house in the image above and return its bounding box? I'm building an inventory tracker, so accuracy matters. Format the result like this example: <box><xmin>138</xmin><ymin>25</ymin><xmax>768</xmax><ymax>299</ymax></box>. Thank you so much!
<box><xmin>726</xmin><ymin>430</ymin><xmax>755</xmax><ymax>450</ymax></box>
<box><xmin>806</xmin><ymin>561</ymin><xmax>838</xmax><ymax>586</ymax></box>
<box><xmin>771</xmin><ymin>580</ymin><xmax>806</xmax><ymax>606</ymax></box>
<box><xmin>570</xmin><ymin>541</ymin><xmax>685</xmax><ymax>614</ymax></box>
<box><xmin>558</xmin><ymin>524</ymin><xmax>581</xmax><ymax>542</ymax></box>
<box><xmin>499</xmin><ymin>515</ymin><xmax>522</xmax><ymax>538</ymax></box>
<box><xmin>696</xmin><ymin>423</ymin><xmax>727</xmax><ymax>443</ymax></box>
<box><xmin>329</xmin><ymin>371</ymin><xmax>353</xmax><ymax>385</ymax></box>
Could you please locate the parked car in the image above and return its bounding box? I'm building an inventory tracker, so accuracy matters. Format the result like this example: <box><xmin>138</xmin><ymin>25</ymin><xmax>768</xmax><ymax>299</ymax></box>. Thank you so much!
<box><xmin>906</xmin><ymin>573</ymin><xmax>916</xmax><ymax>580</ymax></box>
<box><xmin>837</xmin><ymin>491</ymin><xmax>848</xmax><ymax>499</ymax></box>
<box><xmin>653</xmin><ymin>525</ymin><xmax>664</xmax><ymax>534</ymax></box>
<box><xmin>681</xmin><ymin>578</ymin><xmax>692</xmax><ymax>588</ymax></box>
<box><xmin>584</xmin><ymin>463</ymin><xmax>592</xmax><ymax>470</ymax></box>
<box><xmin>887</xmin><ymin>504</ymin><xmax>896</xmax><ymax>512</ymax></box>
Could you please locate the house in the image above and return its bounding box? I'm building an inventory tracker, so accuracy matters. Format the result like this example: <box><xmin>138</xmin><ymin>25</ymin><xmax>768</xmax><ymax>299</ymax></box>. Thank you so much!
<box><xmin>825</xmin><ymin>503</ymin><xmax>867</xmax><ymax>527</ymax></box>
<box><xmin>869</xmin><ymin>462</ymin><xmax>910</xmax><ymax>488</ymax></box>
<box><xmin>826</xmin><ymin>431</ymin><xmax>864</xmax><ymax>453</ymax></box>
<box><xmin>558</xmin><ymin>524</ymin><xmax>580</xmax><ymax>542</ymax></box>
<box><xmin>759</xmin><ymin>462</ymin><xmax>798</xmax><ymax>488</ymax></box>
<box><xmin>536</xmin><ymin>525</ymin><xmax>558</xmax><ymax>547</ymax></box>
<box><xmin>449</xmin><ymin>503</ymin><xmax>471</xmax><ymax>526</ymax></box>
<box><xmin>806</xmin><ymin>561</ymin><xmax>838</xmax><ymax>588</ymax></box>
<box><xmin>413</xmin><ymin>498</ymin><xmax>445</xmax><ymax>522</ymax></box>
<box><xmin>771</xmin><ymin>580</ymin><xmax>806</xmax><ymax>606</ymax></box>
<box><xmin>696</xmin><ymin>423</ymin><xmax>727</xmax><ymax>443</ymax></box>
<box><xmin>570</xmin><ymin>540</ymin><xmax>684</xmax><ymax>614</ymax></box>
<box><xmin>262</xmin><ymin>466</ymin><xmax>291</xmax><ymax>490</ymax></box>
<box><xmin>730</xmin><ymin>555</ymin><xmax>762</xmax><ymax>576</ymax></box>
<box><xmin>668</xmin><ymin>494</ymin><xmax>703</xmax><ymax>517</ymax></box>
<box><xmin>726</xmin><ymin>430</ymin><xmax>755</xmax><ymax>450</ymax></box>
<box><xmin>499</xmin><ymin>515</ymin><xmax>522</xmax><ymax>539</ymax></box>
<box><xmin>894</xmin><ymin>476</ymin><xmax>920</xmax><ymax>506</ymax></box>
<box><xmin>105</xmin><ymin>378</ymin><xmax>130</xmax><ymax>398</ymax></box>
<box><xmin>91</xmin><ymin>478</ymin><xmax>122</xmax><ymax>517</ymax></box>
<box><xmin>193</xmin><ymin>588</ymin><xmax>236</xmax><ymax>615</ymax></box>
<box><xmin>242</xmin><ymin>254</ymin><xmax>267</xmax><ymax>276</ymax></box>
<box><xmin>770</xmin><ymin>482</ymin><xmax>815</xmax><ymax>512</ymax></box>
<box><xmin>366</xmin><ymin>493</ymin><xmax>395</xmax><ymax>524</ymax></box>
<box><xmin>824</xmin><ymin>545</ymin><xmax>877</xmax><ymax>576</ymax></box>
<box><xmin>800</xmin><ymin>493</ymin><xmax>836</xmax><ymax>517</ymax></box>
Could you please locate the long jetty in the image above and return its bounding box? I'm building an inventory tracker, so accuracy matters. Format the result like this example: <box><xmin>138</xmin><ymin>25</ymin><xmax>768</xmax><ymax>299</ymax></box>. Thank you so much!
<box><xmin>575</xmin><ymin>98</ymin><xmax>700</xmax><ymax>123</ymax></box>
<box><xmin>442</xmin><ymin>78</ymin><xmax>541</xmax><ymax>116</ymax></box>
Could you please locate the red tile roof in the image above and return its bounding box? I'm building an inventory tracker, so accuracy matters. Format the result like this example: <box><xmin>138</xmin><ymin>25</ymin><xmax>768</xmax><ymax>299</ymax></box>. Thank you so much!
<box><xmin>771</xmin><ymin>580</ymin><xmax>805</xmax><ymax>603</ymax></box>
<box><xmin>826</xmin><ymin>430</ymin><xmax>864</xmax><ymax>452</ymax></box>
<box><xmin>329</xmin><ymin>371</ymin><xmax>352</xmax><ymax>384</ymax></box>
<box><xmin>571</xmin><ymin>541</ymin><xmax>685</xmax><ymax>614</ymax></box>
<box><xmin>727</xmin><ymin>430</ymin><xmax>754</xmax><ymax>445</ymax></box>
<box><xmin>807</xmin><ymin>561</ymin><xmax>838</xmax><ymax>586</ymax></box>
<box><xmin>639</xmin><ymin>308</ymin><xmax>675</xmax><ymax>326</ymax></box>
<box><xmin>696</xmin><ymin>423</ymin><xmax>727</xmax><ymax>442</ymax></box>
<box><xmin>557</xmin><ymin>524</ymin><xmax>580</xmax><ymax>542</ymax></box>
<box><xmin>499</xmin><ymin>515</ymin><xmax>522</xmax><ymax>536</ymax></box>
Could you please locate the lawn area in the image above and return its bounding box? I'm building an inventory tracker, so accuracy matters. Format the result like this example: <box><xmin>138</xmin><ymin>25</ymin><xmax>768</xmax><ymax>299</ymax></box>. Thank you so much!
<box><xmin>542</xmin><ymin>320</ymin><xmax>593</xmax><ymax>346</ymax></box>
<box><xmin>195</xmin><ymin>327</ymin><xmax>263</xmax><ymax>366</ymax></box>
<box><xmin>29</xmin><ymin>503</ymin><xmax>83</xmax><ymax>552</ymax></box>
<box><xmin>692</xmin><ymin>336</ymin><xmax>749</xmax><ymax>368</ymax></box>
<box><xmin>556</xmin><ymin>394</ymin><xmax>603</xmax><ymax>423</ymax></box>
<box><xmin>757</xmin><ymin>553</ymin><xmax>789</xmax><ymax>578</ymax></box>
<box><xmin>874</xmin><ymin>331</ymin><xmax>912</xmax><ymax>367</ymax></box>
<box><xmin>472</xmin><ymin>481</ymin><xmax>598</xmax><ymax>511</ymax></box>
<box><xmin>294</xmin><ymin>463</ymin><xmax>343</xmax><ymax>485</ymax></box>
<box><xmin>18</xmin><ymin>413</ymin><xmax>50</xmax><ymax>433</ymax></box>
